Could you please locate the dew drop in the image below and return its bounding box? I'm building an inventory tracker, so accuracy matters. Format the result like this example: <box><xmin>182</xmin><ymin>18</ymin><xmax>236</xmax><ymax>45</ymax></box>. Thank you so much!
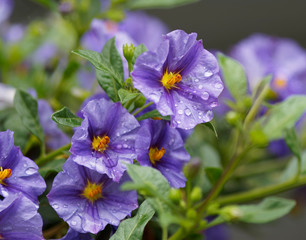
<box><xmin>53</xmin><ymin>204</ymin><xmax>59</xmax><ymax>209</ymax></box>
<box><xmin>215</xmin><ymin>82</ymin><xmax>223</xmax><ymax>89</ymax></box>
<box><xmin>71</xmin><ymin>220</ymin><xmax>77</xmax><ymax>226</ymax></box>
<box><xmin>23</xmin><ymin>163</ymin><xmax>27</xmax><ymax>167</ymax></box>
<box><xmin>117</xmin><ymin>144</ymin><xmax>122</xmax><ymax>149</ymax></box>
<box><xmin>178</xmin><ymin>110</ymin><xmax>183</xmax><ymax>115</ymax></box>
<box><xmin>185</xmin><ymin>109</ymin><xmax>192</xmax><ymax>116</ymax></box>
<box><xmin>210</xmin><ymin>102</ymin><xmax>218</xmax><ymax>107</ymax></box>
<box><xmin>64</xmin><ymin>204</ymin><xmax>68</xmax><ymax>208</ymax></box>
<box><xmin>201</xmin><ymin>92</ymin><xmax>209</xmax><ymax>100</ymax></box>
<box><xmin>198</xmin><ymin>85</ymin><xmax>203</xmax><ymax>89</ymax></box>
<box><xmin>194</xmin><ymin>79</ymin><xmax>199</xmax><ymax>82</ymax></box>
<box><xmin>25</xmin><ymin>167</ymin><xmax>36</xmax><ymax>175</ymax></box>
<box><xmin>204</xmin><ymin>70</ymin><xmax>213</xmax><ymax>77</ymax></box>
<box><xmin>123</xmin><ymin>144</ymin><xmax>128</xmax><ymax>148</ymax></box>
<box><xmin>1</xmin><ymin>189</ymin><xmax>9</xmax><ymax>197</ymax></box>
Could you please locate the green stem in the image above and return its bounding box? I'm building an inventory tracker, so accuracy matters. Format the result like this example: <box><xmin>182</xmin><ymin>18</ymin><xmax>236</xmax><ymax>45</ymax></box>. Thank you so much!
<box><xmin>217</xmin><ymin>176</ymin><xmax>306</xmax><ymax>206</ymax></box>
<box><xmin>36</xmin><ymin>143</ymin><xmax>71</xmax><ymax>167</ymax></box>
<box><xmin>132</xmin><ymin>102</ymin><xmax>153</xmax><ymax>116</ymax></box>
<box><xmin>168</xmin><ymin>228</ymin><xmax>186</xmax><ymax>240</ymax></box>
<box><xmin>162</xmin><ymin>226</ymin><xmax>168</xmax><ymax>240</ymax></box>
<box><xmin>244</xmin><ymin>84</ymin><xmax>270</xmax><ymax>129</ymax></box>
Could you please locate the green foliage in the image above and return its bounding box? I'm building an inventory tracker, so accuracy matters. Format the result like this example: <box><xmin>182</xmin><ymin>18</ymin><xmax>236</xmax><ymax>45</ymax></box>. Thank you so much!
<box><xmin>260</xmin><ymin>96</ymin><xmax>306</xmax><ymax>140</ymax></box>
<box><xmin>110</xmin><ymin>200</ymin><xmax>155</xmax><ymax>240</ymax></box>
<box><xmin>202</xmin><ymin>122</ymin><xmax>218</xmax><ymax>138</ymax></box>
<box><xmin>51</xmin><ymin>107</ymin><xmax>83</xmax><ymax>128</ymax></box>
<box><xmin>118</xmin><ymin>89</ymin><xmax>146</xmax><ymax>111</ymax></box>
<box><xmin>125</xmin><ymin>0</ymin><xmax>199</xmax><ymax>10</ymax></box>
<box><xmin>284</xmin><ymin>128</ymin><xmax>301</xmax><ymax>159</ymax></box>
<box><xmin>218</xmin><ymin>54</ymin><xmax>248</xmax><ymax>102</ymax></box>
<box><xmin>237</xmin><ymin>197</ymin><xmax>296</xmax><ymax>223</ymax></box>
<box><xmin>204</xmin><ymin>167</ymin><xmax>222</xmax><ymax>185</ymax></box>
<box><xmin>39</xmin><ymin>158</ymin><xmax>66</xmax><ymax>178</ymax></box>
<box><xmin>13</xmin><ymin>90</ymin><xmax>44</xmax><ymax>144</ymax></box>
<box><xmin>72</xmin><ymin>38</ymin><xmax>124</xmax><ymax>102</ymax></box>
<box><xmin>131</xmin><ymin>44</ymin><xmax>147</xmax><ymax>71</ymax></box>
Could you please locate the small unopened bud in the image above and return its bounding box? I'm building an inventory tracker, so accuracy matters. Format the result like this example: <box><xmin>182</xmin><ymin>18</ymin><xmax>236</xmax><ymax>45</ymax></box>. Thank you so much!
<box><xmin>186</xmin><ymin>209</ymin><xmax>197</xmax><ymax>220</ymax></box>
<box><xmin>123</xmin><ymin>43</ymin><xmax>135</xmax><ymax>63</ymax></box>
<box><xmin>220</xmin><ymin>206</ymin><xmax>243</xmax><ymax>221</ymax></box>
<box><xmin>250</xmin><ymin>125</ymin><xmax>268</xmax><ymax>147</ymax></box>
<box><xmin>169</xmin><ymin>188</ymin><xmax>181</xmax><ymax>204</ymax></box>
<box><xmin>190</xmin><ymin>186</ymin><xmax>202</xmax><ymax>203</ymax></box>
<box><xmin>225</xmin><ymin>111</ymin><xmax>240</xmax><ymax>126</ymax></box>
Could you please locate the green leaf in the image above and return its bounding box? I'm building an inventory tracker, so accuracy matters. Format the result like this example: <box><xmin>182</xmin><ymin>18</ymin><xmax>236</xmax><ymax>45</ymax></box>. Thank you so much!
<box><xmin>238</xmin><ymin>197</ymin><xmax>295</xmax><ymax>223</ymax></box>
<box><xmin>13</xmin><ymin>90</ymin><xmax>44</xmax><ymax>143</ymax></box>
<box><xmin>31</xmin><ymin>0</ymin><xmax>57</xmax><ymax>11</ymax></box>
<box><xmin>118</xmin><ymin>89</ymin><xmax>146</xmax><ymax>111</ymax></box>
<box><xmin>218</xmin><ymin>54</ymin><xmax>248</xmax><ymax>102</ymax></box>
<box><xmin>122</xmin><ymin>165</ymin><xmax>170</xmax><ymax>195</ymax></box>
<box><xmin>136</xmin><ymin>110</ymin><xmax>170</xmax><ymax>121</ymax></box>
<box><xmin>39</xmin><ymin>158</ymin><xmax>66</xmax><ymax>178</ymax></box>
<box><xmin>51</xmin><ymin>107</ymin><xmax>82</xmax><ymax>128</ymax></box>
<box><xmin>204</xmin><ymin>167</ymin><xmax>222</xmax><ymax>185</ymax></box>
<box><xmin>260</xmin><ymin>96</ymin><xmax>306</xmax><ymax>140</ymax></box>
<box><xmin>72</xmin><ymin>38</ymin><xmax>124</xmax><ymax>102</ymax></box>
<box><xmin>110</xmin><ymin>200</ymin><xmax>155</xmax><ymax>240</ymax></box>
<box><xmin>126</xmin><ymin>0</ymin><xmax>199</xmax><ymax>10</ymax></box>
<box><xmin>284</xmin><ymin>128</ymin><xmax>301</xmax><ymax>159</ymax></box>
<box><xmin>131</xmin><ymin>44</ymin><xmax>147</xmax><ymax>71</ymax></box>
<box><xmin>202</xmin><ymin>122</ymin><xmax>218</xmax><ymax>138</ymax></box>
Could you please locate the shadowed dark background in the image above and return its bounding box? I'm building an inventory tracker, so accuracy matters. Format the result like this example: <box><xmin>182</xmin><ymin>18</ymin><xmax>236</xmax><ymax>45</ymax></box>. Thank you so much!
<box><xmin>10</xmin><ymin>0</ymin><xmax>306</xmax><ymax>239</ymax></box>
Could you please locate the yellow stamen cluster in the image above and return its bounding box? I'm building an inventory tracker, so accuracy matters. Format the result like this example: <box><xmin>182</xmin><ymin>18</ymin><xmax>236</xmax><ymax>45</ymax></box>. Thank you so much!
<box><xmin>149</xmin><ymin>147</ymin><xmax>165</xmax><ymax>166</ymax></box>
<box><xmin>161</xmin><ymin>70</ymin><xmax>182</xmax><ymax>90</ymax></box>
<box><xmin>274</xmin><ymin>78</ymin><xmax>287</xmax><ymax>89</ymax></box>
<box><xmin>82</xmin><ymin>180</ymin><xmax>103</xmax><ymax>203</ymax></box>
<box><xmin>92</xmin><ymin>135</ymin><xmax>110</xmax><ymax>153</ymax></box>
<box><xmin>0</xmin><ymin>167</ymin><xmax>12</xmax><ymax>185</ymax></box>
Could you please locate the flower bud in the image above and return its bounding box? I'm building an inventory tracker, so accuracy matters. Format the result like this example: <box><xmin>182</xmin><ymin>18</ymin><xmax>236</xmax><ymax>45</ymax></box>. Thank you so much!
<box><xmin>225</xmin><ymin>111</ymin><xmax>240</xmax><ymax>126</ymax></box>
<box><xmin>169</xmin><ymin>188</ymin><xmax>181</xmax><ymax>204</ymax></box>
<box><xmin>220</xmin><ymin>206</ymin><xmax>243</xmax><ymax>221</ymax></box>
<box><xmin>123</xmin><ymin>43</ymin><xmax>135</xmax><ymax>63</ymax></box>
<box><xmin>190</xmin><ymin>186</ymin><xmax>202</xmax><ymax>203</ymax></box>
<box><xmin>186</xmin><ymin>209</ymin><xmax>197</xmax><ymax>220</ymax></box>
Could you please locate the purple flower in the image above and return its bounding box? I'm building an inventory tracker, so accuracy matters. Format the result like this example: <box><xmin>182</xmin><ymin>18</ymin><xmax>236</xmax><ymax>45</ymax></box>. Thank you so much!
<box><xmin>31</xmin><ymin>42</ymin><xmax>58</xmax><ymax>66</ymax></box>
<box><xmin>230</xmin><ymin>33</ymin><xmax>306</xmax><ymax>100</ymax></box>
<box><xmin>0</xmin><ymin>130</ymin><xmax>46</xmax><ymax>204</ymax></box>
<box><xmin>0</xmin><ymin>193</ymin><xmax>44</xmax><ymax>240</ymax></box>
<box><xmin>0</xmin><ymin>0</ymin><xmax>13</xmax><ymax>24</ymax></box>
<box><xmin>135</xmin><ymin>119</ymin><xmax>190</xmax><ymax>188</ymax></box>
<box><xmin>47</xmin><ymin>159</ymin><xmax>138</xmax><ymax>234</ymax></box>
<box><xmin>204</xmin><ymin>224</ymin><xmax>229</xmax><ymax>240</ymax></box>
<box><xmin>56</xmin><ymin>228</ymin><xmax>93</xmax><ymax>240</ymax></box>
<box><xmin>132</xmin><ymin>30</ymin><xmax>223</xmax><ymax>130</ymax></box>
<box><xmin>2</xmin><ymin>24</ymin><xmax>24</xmax><ymax>43</ymax></box>
<box><xmin>70</xmin><ymin>98</ymin><xmax>139</xmax><ymax>181</ymax></box>
<box><xmin>77</xmin><ymin>93</ymin><xmax>109</xmax><ymax>119</ymax></box>
<box><xmin>38</xmin><ymin>100</ymin><xmax>70</xmax><ymax>150</ymax></box>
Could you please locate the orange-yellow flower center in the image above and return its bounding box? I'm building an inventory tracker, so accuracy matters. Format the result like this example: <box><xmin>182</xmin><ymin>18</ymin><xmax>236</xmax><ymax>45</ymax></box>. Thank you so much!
<box><xmin>82</xmin><ymin>180</ymin><xmax>103</xmax><ymax>203</ymax></box>
<box><xmin>0</xmin><ymin>167</ymin><xmax>12</xmax><ymax>185</ymax></box>
<box><xmin>161</xmin><ymin>70</ymin><xmax>182</xmax><ymax>90</ymax></box>
<box><xmin>149</xmin><ymin>147</ymin><xmax>165</xmax><ymax>166</ymax></box>
<box><xmin>273</xmin><ymin>77</ymin><xmax>287</xmax><ymax>89</ymax></box>
<box><xmin>92</xmin><ymin>135</ymin><xmax>110</xmax><ymax>153</ymax></box>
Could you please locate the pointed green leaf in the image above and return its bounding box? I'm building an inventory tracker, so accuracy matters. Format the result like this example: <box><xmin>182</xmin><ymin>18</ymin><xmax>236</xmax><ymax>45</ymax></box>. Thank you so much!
<box><xmin>238</xmin><ymin>197</ymin><xmax>295</xmax><ymax>223</ymax></box>
<box><xmin>39</xmin><ymin>158</ymin><xmax>66</xmax><ymax>178</ymax></box>
<box><xmin>13</xmin><ymin>90</ymin><xmax>44</xmax><ymax>143</ymax></box>
<box><xmin>260</xmin><ymin>96</ymin><xmax>306</xmax><ymax>140</ymax></box>
<box><xmin>110</xmin><ymin>200</ymin><xmax>155</xmax><ymax>240</ymax></box>
<box><xmin>131</xmin><ymin>44</ymin><xmax>147</xmax><ymax>71</ymax></box>
<box><xmin>284</xmin><ymin>128</ymin><xmax>301</xmax><ymax>159</ymax></box>
<box><xmin>118</xmin><ymin>89</ymin><xmax>146</xmax><ymax>111</ymax></box>
<box><xmin>126</xmin><ymin>0</ymin><xmax>199</xmax><ymax>10</ymax></box>
<box><xmin>202</xmin><ymin>121</ymin><xmax>218</xmax><ymax>138</ymax></box>
<box><xmin>204</xmin><ymin>167</ymin><xmax>222</xmax><ymax>185</ymax></box>
<box><xmin>51</xmin><ymin>107</ymin><xmax>82</xmax><ymax>128</ymax></box>
<box><xmin>218</xmin><ymin>54</ymin><xmax>248</xmax><ymax>102</ymax></box>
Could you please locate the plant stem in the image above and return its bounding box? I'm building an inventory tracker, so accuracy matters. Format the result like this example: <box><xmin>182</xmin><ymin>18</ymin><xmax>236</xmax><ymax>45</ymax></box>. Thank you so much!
<box><xmin>36</xmin><ymin>143</ymin><xmax>71</xmax><ymax>167</ymax></box>
<box><xmin>217</xmin><ymin>176</ymin><xmax>306</xmax><ymax>206</ymax></box>
<box><xmin>132</xmin><ymin>102</ymin><xmax>153</xmax><ymax>116</ymax></box>
<box><xmin>162</xmin><ymin>226</ymin><xmax>168</xmax><ymax>240</ymax></box>
<box><xmin>244</xmin><ymin>84</ymin><xmax>270</xmax><ymax>129</ymax></box>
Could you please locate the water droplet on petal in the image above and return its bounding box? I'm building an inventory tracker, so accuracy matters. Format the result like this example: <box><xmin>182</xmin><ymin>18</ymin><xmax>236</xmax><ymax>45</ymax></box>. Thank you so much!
<box><xmin>215</xmin><ymin>82</ymin><xmax>223</xmax><ymax>89</ymax></box>
<box><xmin>123</xmin><ymin>144</ymin><xmax>128</xmax><ymax>148</ymax></box>
<box><xmin>178</xmin><ymin>110</ymin><xmax>183</xmax><ymax>115</ymax></box>
<box><xmin>25</xmin><ymin>167</ymin><xmax>36</xmax><ymax>175</ymax></box>
<box><xmin>206</xmin><ymin>110</ymin><xmax>213</xmax><ymax>120</ymax></box>
<box><xmin>210</xmin><ymin>102</ymin><xmax>218</xmax><ymax>107</ymax></box>
<box><xmin>201</xmin><ymin>92</ymin><xmax>209</xmax><ymax>100</ymax></box>
<box><xmin>1</xmin><ymin>189</ymin><xmax>9</xmax><ymax>197</ymax></box>
<box><xmin>198</xmin><ymin>85</ymin><xmax>203</xmax><ymax>89</ymax></box>
<box><xmin>185</xmin><ymin>109</ymin><xmax>192</xmax><ymax>116</ymax></box>
<box><xmin>53</xmin><ymin>204</ymin><xmax>59</xmax><ymax>209</ymax></box>
<box><xmin>117</xmin><ymin>144</ymin><xmax>122</xmax><ymax>149</ymax></box>
<box><xmin>204</xmin><ymin>70</ymin><xmax>213</xmax><ymax>77</ymax></box>
<box><xmin>195</xmin><ymin>79</ymin><xmax>199</xmax><ymax>82</ymax></box>
<box><xmin>23</xmin><ymin>163</ymin><xmax>27</xmax><ymax>167</ymax></box>
<box><xmin>71</xmin><ymin>220</ymin><xmax>77</xmax><ymax>226</ymax></box>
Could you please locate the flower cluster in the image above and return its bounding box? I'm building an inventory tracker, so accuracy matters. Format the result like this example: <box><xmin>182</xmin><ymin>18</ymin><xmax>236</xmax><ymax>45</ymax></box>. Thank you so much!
<box><xmin>47</xmin><ymin>28</ymin><xmax>223</xmax><ymax>236</ymax></box>
<box><xmin>0</xmin><ymin>130</ymin><xmax>46</xmax><ymax>238</ymax></box>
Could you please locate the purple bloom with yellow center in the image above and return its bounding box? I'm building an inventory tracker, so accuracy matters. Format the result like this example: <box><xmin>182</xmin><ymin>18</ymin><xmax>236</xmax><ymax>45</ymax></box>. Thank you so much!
<box><xmin>70</xmin><ymin>98</ymin><xmax>139</xmax><ymax>182</ymax></box>
<box><xmin>230</xmin><ymin>33</ymin><xmax>306</xmax><ymax>100</ymax></box>
<box><xmin>0</xmin><ymin>193</ymin><xmax>44</xmax><ymax>240</ymax></box>
<box><xmin>135</xmin><ymin>119</ymin><xmax>190</xmax><ymax>188</ymax></box>
<box><xmin>0</xmin><ymin>130</ymin><xmax>46</xmax><ymax>204</ymax></box>
<box><xmin>132</xmin><ymin>30</ymin><xmax>223</xmax><ymax>130</ymax></box>
<box><xmin>47</xmin><ymin>159</ymin><xmax>138</xmax><ymax>234</ymax></box>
